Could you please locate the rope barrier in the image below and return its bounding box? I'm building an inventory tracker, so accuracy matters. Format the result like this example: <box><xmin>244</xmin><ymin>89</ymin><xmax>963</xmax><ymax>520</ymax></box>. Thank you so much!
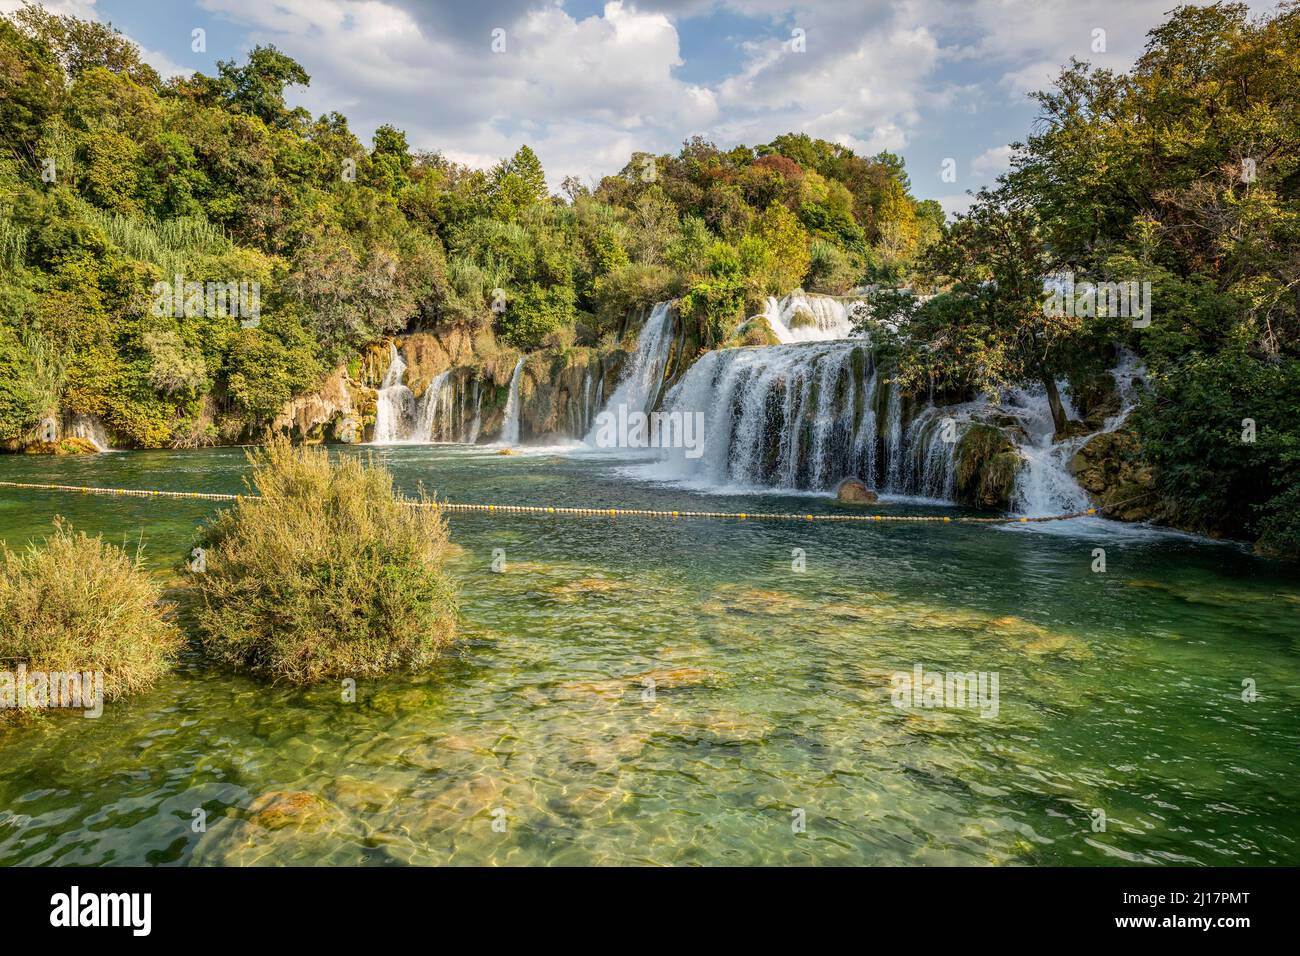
<box><xmin>0</xmin><ymin>480</ymin><xmax>1098</xmax><ymax>525</ymax></box>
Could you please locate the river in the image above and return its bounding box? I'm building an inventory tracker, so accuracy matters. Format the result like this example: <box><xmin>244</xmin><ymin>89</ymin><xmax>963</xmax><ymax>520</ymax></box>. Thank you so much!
<box><xmin>1</xmin><ymin>444</ymin><xmax>1297</xmax><ymax>865</ymax></box>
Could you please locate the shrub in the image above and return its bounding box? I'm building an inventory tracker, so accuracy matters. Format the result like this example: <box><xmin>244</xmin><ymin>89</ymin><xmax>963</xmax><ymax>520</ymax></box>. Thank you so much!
<box><xmin>0</xmin><ymin>519</ymin><xmax>182</xmax><ymax>711</ymax></box>
<box><xmin>193</xmin><ymin>439</ymin><xmax>458</xmax><ymax>683</ymax></box>
<box><xmin>0</xmin><ymin>325</ymin><xmax>41</xmax><ymax>442</ymax></box>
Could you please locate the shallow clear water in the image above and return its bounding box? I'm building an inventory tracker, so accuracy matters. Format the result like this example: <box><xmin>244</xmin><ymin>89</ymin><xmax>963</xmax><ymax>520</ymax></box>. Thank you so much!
<box><xmin>1</xmin><ymin>445</ymin><xmax>1297</xmax><ymax>866</ymax></box>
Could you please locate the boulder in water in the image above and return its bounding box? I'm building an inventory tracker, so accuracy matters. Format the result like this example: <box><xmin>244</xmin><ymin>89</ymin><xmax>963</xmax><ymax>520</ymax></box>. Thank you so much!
<box><xmin>835</xmin><ymin>477</ymin><xmax>878</xmax><ymax>504</ymax></box>
<box><xmin>954</xmin><ymin>423</ymin><xmax>1020</xmax><ymax>509</ymax></box>
<box><xmin>788</xmin><ymin>304</ymin><xmax>818</xmax><ymax>330</ymax></box>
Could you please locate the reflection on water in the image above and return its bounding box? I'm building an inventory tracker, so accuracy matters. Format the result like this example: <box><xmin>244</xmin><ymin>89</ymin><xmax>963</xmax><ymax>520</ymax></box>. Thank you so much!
<box><xmin>0</xmin><ymin>446</ymin><xmax>1298</xmax><ymax>865</ymax></box>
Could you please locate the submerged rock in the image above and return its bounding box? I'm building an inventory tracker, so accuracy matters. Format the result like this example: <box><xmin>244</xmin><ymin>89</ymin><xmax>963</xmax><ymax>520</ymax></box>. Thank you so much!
<box><xmin>835</xmin><ymin>477</ymin><xmax>878</xmax><ymax>504</ymax></box>
<box><xmin>629</xmin><ymin>666</ymin><xmax>718</xmax><ymax>689</ymax></box>
<box><xmin>246</xmin><ymin>790</ymin><xmax>339</xmax><ymax>831</ymax></box>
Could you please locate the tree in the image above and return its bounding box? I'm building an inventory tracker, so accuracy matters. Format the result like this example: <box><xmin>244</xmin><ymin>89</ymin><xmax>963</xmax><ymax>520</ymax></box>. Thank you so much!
<box><xmin>750</xmin><ymin>202</ymin><xmax>811</xmax><ymax>295</ymax></box>
<box><xmin>0</xmin><ymin>326</ymin><xmax>41</xmax><ymax>441</ymax></box>
<box><xmin>0</xmin><ymin>18</ymin><xmax>64</xmax><ymax>162</ymax></box>
<box><xmin>202</xmin><ymin>45</ymin><xmax>311</xmax><ymax>130</ymax></box>
<box><xmin>900</xmin><ymin>190</ymin><xmax>1103</xmax><ymax>437</ymax></box>
<box><xmin>488</xmin><ymin>145</ymin><xmax>547</xmax><ymax>219</ymax></box>
<box><xmin>10</xmin><ymin>2</ymin><xmax>159</xmax><ymax>86</ymax></box>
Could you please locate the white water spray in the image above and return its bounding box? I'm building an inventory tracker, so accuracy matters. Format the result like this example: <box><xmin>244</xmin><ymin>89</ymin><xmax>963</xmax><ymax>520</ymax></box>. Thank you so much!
<box><xmin>371</xmin><ymin>343</ymin><xmax>416</xmax><ymax>444</ymax></box>
<box><xmin>584</xmin><ymin>301</ymin><xmax>674</xmax><ymax>444</ymax></box>
<box><xmin>499</xmin><ymin>358</ymin><xmax>525</xmax><ymax>446</ymax></box>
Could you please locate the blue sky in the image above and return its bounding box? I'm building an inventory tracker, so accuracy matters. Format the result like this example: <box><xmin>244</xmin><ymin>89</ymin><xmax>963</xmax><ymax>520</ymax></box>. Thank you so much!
<box><xmin>7</xmin><ymin>0</ymin><xmax>1282</xmax><ymax>215</ymax></box>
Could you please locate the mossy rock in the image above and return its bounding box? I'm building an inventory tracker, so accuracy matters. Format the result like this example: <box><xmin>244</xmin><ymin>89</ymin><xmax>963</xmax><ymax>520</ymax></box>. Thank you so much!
<box><xmin>22</xmin><ymin>437</ymin><xmax>100</xmax><ymax>456</ymax></box>
<box><xmin>1069</xmin><ymin>427</ymin><xmax>1156</xmax><ymax>521</ymax></box>
<box><xmin>787</xmin><ymin>305</ymin><xmax>818</xmax><ymax>330</ymax></box>
<box><xmin>724</xmin><ymin>316</ymin><xmax>782</xmax><ymax>349</ymax></box>
<box><xmin>954</xmin><ymin>424</ymin><xmax>1021</xmax><ymax>509</ymax></box>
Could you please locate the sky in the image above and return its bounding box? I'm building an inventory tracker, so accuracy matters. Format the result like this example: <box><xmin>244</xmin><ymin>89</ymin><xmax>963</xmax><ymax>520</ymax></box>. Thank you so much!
<box><xmin>3</xmin><ymin>0</ymin><xmax>1284</xmax><ymax>215</ymax></box>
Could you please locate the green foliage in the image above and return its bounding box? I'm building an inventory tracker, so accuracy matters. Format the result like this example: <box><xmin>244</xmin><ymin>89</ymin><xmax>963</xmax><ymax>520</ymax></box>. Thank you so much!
<box><xmin>499</xmin><ymin>283</ymin><xmax>576</xmax><ymax>350</ymax></box>
<box><xmin>198</xmin><ymin>44</ymin><xmax>310</xmax><ymax>130</ymax></box>
<box><xmin>0</xmin><ymin>325</ymin><xmax>41</xmax><ymax>442</ymax></box>
<box><xmin>0</xmin><ymin>5</ymin><xmax>938</xmax><ymax>453</ymax></box>
<box><xmin>0</xmin><ymin>518</ymin><xmax>183</xmax><ymax>708</ymax></box>
<box><xmin>1134</xmin><ymin>347</ymin><xmax>1300</xmax><ymax>553</ymax></box>
<box><xmin>869</xmin><ymin>1</ymin><xmax>1300</xmax><ymax>553</ymax></box>
<box><xmin>193</xmin><ymin>440</ymin><xmax>458</xmax><ymax>683</ymax></box>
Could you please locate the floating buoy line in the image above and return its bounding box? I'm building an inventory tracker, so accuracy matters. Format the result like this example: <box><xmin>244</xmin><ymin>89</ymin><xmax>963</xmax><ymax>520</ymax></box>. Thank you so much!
<box><xmin>0</xmin><ymin>480</ymin><xmax>1098</xmax><ymax>525</ymax></box>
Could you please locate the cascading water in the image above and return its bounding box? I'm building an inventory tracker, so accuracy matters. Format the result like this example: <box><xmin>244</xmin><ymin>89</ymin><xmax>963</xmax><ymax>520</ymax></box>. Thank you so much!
<box><xmin>641</xmin><ymin>341</ymin><xmax>960</xmax><ymax>496</ymax></box>
<box><xmin>66</xmin><ymin>413</ymin><xmax>111</xmax><ymax>452</ymax></box>
<box><xmin>584</xmin><ymin>301</ymin><xmax>674</xmax><ymax>444</ymax></box>
<box><xmin>756</xmin><ymin>292</ymin><xmax>859</xmax><ymax>344</ymax></box>
<box><xmin>466</xmin><ymin>381</ymin><xmax>483</xmax><ymax>444</ymax></box>
<box><xmin>413</xmin><ymin>370</ymin><xmax>454</xmax><ymax>442</ymax></box>
<box><xmin>499</xmin><ymin>358</ymin><xmax>525</xmax><ymax>446</ymax></box>
<box><xmin>371</xmin><ymin>343</ymin><xmax>416</xmax><ymax>444</ymax></box>
<box><xmin>356</xmin><ymin>297</ymin><xmax>1142</xmax><ymax>518</ymax></box>
<box><xmin>1009</xmin><ymin>352</ymin><xmax>1148</xmax><ymax>517</ymax></box>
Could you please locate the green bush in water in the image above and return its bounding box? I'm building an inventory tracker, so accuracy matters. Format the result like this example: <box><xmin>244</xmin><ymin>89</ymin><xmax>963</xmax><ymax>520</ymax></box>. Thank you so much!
<box><xmin>0</xmin><ymin>519</ymin><xmax>183</xmax><ymax>717</ymax></box>
<box><xmin>193</xmin><ymin>439</ymin><xmax>458</xmax><ymax>683</ymax></box>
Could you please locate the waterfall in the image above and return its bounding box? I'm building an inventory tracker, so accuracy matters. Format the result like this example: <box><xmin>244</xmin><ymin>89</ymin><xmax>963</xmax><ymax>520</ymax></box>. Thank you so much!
<box><xmin>467</xmin><ymin>382</ymin><xmax>483</xmax><ymax>444</ymax></box>
<box><xmin>371</xmin><ymin>343</ymin><xmax>416</xmax><ymax>444</ymax></box>
<box><xmin>584</xmin><ymin>301</ymin><xmax>673</xmax><ymax>443</ymax></box>
<box><xmin>1010</xmin><ymin>352</ymin><xmax>1148</xmax><ymax>516</ymax></box>
<box><xmin>642</xmin><ymin>341</ymin><xmax>957</xmax><ymax>494</ymax></box>
<box><xmin>413</xmin><ymin>370</ymin><xmax>453</xmax><ymax>442</ymax></box>
<box><xmin>757</xmin><ymin>292</ymin><xmax>859</xmax><ymax>344</ymax></box>
<box><xmin>499</xmin><ymin>358</ymin><xmax>525</xmax><ymax>445</ymax></box>
<box><xmin>67</xmin><ymin>413</ymin><xmax>111</xmax><ymax>452</ymax></box>
<box><xmin>883</xmin><ymin>380</ymin><xmax>903</xmax><ymax>489</ymax></box>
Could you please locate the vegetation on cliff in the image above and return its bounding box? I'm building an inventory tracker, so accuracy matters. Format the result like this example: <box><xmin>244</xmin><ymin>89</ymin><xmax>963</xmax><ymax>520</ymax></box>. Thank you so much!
<box><xmin>861</xmin><ymin>2</ymin><xmax>1300</xmax><ymax>554</ymax></box>
<box><xmin>0</xmin><ymin>2</ymin><xmax>935</xmax><ymax>450</ymax></box>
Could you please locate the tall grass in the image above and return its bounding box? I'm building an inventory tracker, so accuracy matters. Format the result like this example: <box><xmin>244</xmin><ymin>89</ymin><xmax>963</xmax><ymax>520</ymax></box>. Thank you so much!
<box><xmin>0</xmin><ymin>519</ymin><xmax>183</xmax><ymax>706</ymax></box>
<box><xmin>193</xmin><ymin>440</ymin><xmax>458</xmax><ymax>683</ymax></box>
<box><xmin>0</xmin><ymin>218</ymin><xmax>28</xmax><ymax>270</ymax></box>
<box><xmin>77</xmin><ymin>204</ymin><xmax>231</xmax><ymax>276</ymax></box>
<box><xmin>21</xmin><ymin>330</ymin><xmax>66</xmax><ymax>417</ymax></box>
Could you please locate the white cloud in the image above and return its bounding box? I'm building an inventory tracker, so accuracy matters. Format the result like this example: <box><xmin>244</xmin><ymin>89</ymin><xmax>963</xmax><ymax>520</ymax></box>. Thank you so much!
<box><xmin>970</xmin><ymin>143</ymin><xmax>1013</xmax><ymax>179</ymax></box>
<box><xmin>935</xmin><ymin>191</ymin><xmax>975</xmax><ymax>218</ymax></box>
<box><xmin>9</xmin><ymin>0</ymin><xmax>1288</xmax><ymax>199</ymax></box>
<box><xmin>192</xmin><ymin>0</ymin><xmax>715</xmax><ymax>187</ymax></box>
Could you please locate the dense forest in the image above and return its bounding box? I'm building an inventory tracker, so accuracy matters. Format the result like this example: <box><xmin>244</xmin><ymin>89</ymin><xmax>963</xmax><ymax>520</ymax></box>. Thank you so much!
<box><xmin>863</xmin><ymin>2</ymin><xmax>1299</xmax><ymax>554</ymax></box>
<box><xmin>0</xmin><ymin>1</ymin><xmax>936</xmax><ymax>447</ymax></box>
<box><xmin>1</xmin><ymin>2</ymin><xmax>1297</xmax><ymax>555</ymax></box>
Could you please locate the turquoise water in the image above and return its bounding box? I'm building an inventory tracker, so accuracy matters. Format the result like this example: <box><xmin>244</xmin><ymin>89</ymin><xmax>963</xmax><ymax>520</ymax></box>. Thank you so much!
<box><xmin>1</xmin><ymin>445</ymin><xmax>1298</xmax><ymax>865</ymax></box>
